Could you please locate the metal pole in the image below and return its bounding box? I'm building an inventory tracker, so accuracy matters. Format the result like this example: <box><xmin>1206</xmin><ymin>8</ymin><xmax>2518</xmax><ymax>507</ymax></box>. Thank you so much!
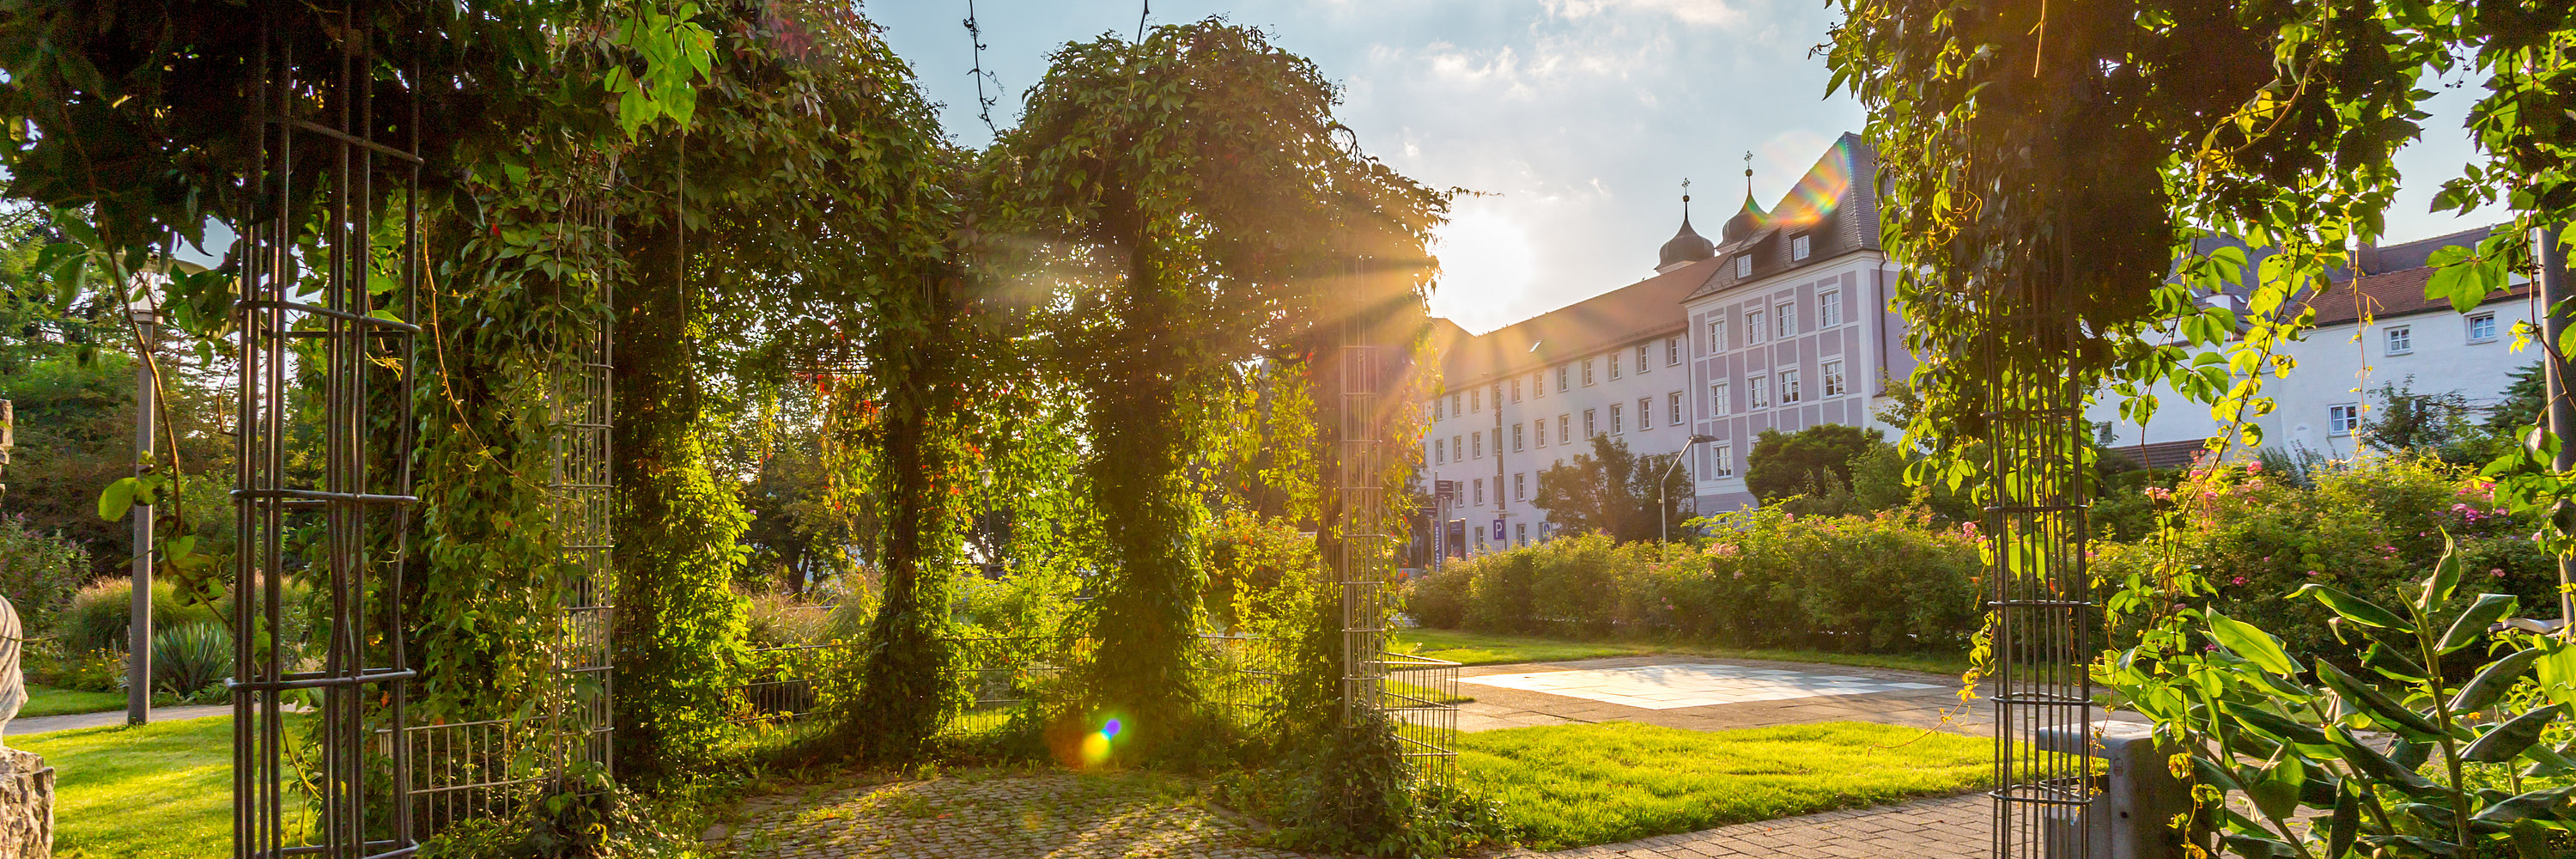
<box><xmin>2537</xmin><ymin>223</ymin><xmax>2576</xmax><ymax>625</ymax></box>
<box><xmin>129</xmin><ymin>308</ymin><xmax>156</xmax><ymax>727</ymax></box>
<box><xmin>1661</xmin><ymin>436</ymin><xmax>1716</xmax><ymax>563</ymax></box>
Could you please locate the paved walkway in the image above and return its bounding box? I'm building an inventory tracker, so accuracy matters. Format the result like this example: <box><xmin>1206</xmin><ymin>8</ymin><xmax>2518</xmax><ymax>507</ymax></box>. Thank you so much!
<box><xmin>1455</xmin><ymin>655</ymin><xmax>1999</xmax><ymax>736</ymax></box>
<box><xmin>1498</xmin><ymin>791</ymin><xmax>1988</xmax><ymax>859</ymax></box>
<box><xmin>8</xmin><ymin>704</ymin><xmax>228</xmax><ymax>737</ymax></box>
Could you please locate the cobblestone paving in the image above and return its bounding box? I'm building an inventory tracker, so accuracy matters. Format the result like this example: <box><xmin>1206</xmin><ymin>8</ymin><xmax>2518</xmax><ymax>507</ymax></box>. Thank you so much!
<box><xmin>709</xmin><ymin>768</ymin><xmax>1320</xmax><ymax>859</ymax></box>
<box><xmin>1496</xmin><ymin>791</ymin><xmax>1987</xmax><ymax>859</ymax></box>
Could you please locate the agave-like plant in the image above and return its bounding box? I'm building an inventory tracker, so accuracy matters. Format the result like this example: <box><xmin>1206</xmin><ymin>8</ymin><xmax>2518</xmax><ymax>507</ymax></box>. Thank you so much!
<box><xmin>150</xmin><ymin>622</ymin><xmax>231</xmax><ymax>699</ymax></box>
<box><xmin>2106</xmin><ymin>538</ymin><xmax>2576</xmax><ymax>858</ymax></box>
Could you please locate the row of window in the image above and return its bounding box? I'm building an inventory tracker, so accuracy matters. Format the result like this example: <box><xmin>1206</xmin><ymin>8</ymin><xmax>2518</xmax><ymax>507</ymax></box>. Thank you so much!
<box><xmin>2380</xmin><ymin>312</ymin><xmax>2500</xmax><ymax>356</ymax></box>
<box><xmin>1443</xmin><ymin>444</ymin><xmax>1741</xmax><ymax>508</ymax></box>
<box><xmin>1730</xmin><ymin>235</ymin><xmax>1816</xmax><ymax>279</ymax></box>
<box><xmin>1705</xmin><ymin>288</ymin><xmax>1846</xmax><ymax>353</ymax></box>
<box><xmin>1431</xmin><ymin>336</ymin><xmax>1689</xmax><ymax>421</ymax></box>
<box><xmin>1706</xmin><ymin>359</ymin><xmax>1851</xmax><ymax>416</ymax></box>
<box><xmin>1429</xmin><ymin>393</ymin><xmax>1695</xmax><ymax>464</ymax></box>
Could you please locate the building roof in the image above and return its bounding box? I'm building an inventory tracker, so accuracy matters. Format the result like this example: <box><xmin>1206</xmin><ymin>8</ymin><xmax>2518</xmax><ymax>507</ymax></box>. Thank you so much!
<box><xmin>1687</xmin><ymin>133</ymin><xmax>1881</xmax><ymax>301</ymax></box>
<box><xmin>2293</xmin><ymin>264</ymin><xmax>2528</xmax><ymax>328</ymax></box>
<box><xmin>1437</xmin><ymin>256</ymin><xmax>1722</xmax><ymax>387</ymax></box>
<box><xmin>1657</xmin><ymin>214</ymin><xmax>1716</xmax><ymax>271</ymax></box>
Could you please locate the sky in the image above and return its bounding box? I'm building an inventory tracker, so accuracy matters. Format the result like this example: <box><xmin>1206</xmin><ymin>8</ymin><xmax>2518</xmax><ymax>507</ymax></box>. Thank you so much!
<box><xmin>875</xmin><ymin>0</ymin><xmax>2505</xmax><ymax>335</ymax></box>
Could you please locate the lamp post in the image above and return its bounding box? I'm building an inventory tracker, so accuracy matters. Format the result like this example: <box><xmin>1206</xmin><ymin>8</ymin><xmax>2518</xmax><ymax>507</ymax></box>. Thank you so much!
<box><xmin>127</xmin><ymin>287</ymin><xmax>159</xmax><ymax>727</ymax></box>
<box><xmin>1661</xmin><ymin>434</ymin><xmax>1719</xmax><ymax>562</ymax></box>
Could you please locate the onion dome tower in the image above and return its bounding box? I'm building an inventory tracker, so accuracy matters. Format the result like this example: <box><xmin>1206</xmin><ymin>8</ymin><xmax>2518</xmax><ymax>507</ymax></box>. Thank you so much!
<box><xmin>1656</xmin><ymin>183</ymin><xmax>1716</xmax><ymax>271</ymax></box>
<box><xmin>1722</xmin><ymin>162</ymin><xmax>1766</xmax><ymax>242</ymax></box>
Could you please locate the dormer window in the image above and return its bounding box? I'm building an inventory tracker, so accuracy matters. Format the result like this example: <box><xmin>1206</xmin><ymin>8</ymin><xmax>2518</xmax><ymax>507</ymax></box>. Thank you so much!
<box><xmin>1735</xmin><ymin>255</ymin><xmax>1752</xmax><ymax>278</ymax></box>
<box><xmin>1791</xmin><ymin>234</ymin><xmax>1812</xmax><ymax>261</ymax></box>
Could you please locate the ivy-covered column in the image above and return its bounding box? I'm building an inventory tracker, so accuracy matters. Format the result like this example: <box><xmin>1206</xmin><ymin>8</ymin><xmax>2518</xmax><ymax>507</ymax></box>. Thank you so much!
<box><xmin>610</xmin><ymin>218</ymin><xmax>750</xmax><ymax>782</ymax></box>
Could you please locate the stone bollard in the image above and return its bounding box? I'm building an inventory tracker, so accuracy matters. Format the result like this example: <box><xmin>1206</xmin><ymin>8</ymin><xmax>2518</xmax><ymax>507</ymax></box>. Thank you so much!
<box><xmin>2034</xmin><ymin>720</ymin><xmax>2196</xmax><ymax>859</ymax></box>
<box><xmin>0</xmin><ymin>748</ymin><xmax>51</xmax><ymax>858</ymax></box>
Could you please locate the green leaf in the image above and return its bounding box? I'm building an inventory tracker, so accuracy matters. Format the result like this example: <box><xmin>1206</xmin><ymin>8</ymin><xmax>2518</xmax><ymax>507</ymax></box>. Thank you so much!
<box><xmin>2451</xmin><ymin>649</ymin><xmax>2543</xmax><ymax>714</ymax></box>
<box><xmin>2470</xmin><ymin>784</ymin><xmax>2576</xmax><ymax>825</ymax></box>
<box><xmin>2365</xmin><ymin>642</ymin><xmax>2430</xmax><ymax>683</ymax></box>
<box><xmin>2439</xmin><ymin>594</ymin><xmax>2518</xmax><ymax>654</ymax></box>
<box><xmin>2249</xmin><ymin>755</ymin><xmax>2305</xmax><ymax>820</ymax></box>
<box><xmin>2330</xmin><ymin>727</ymin><xmax>2443</xmax><ymax>798</ymax></box>
<box><xmin>2232</xmin><ymin>704</ymin><xmax>2331</xmax><ymax>747</ymax></box>
<box><xmin>2317</xmin><ymin>661</ymin><xmax>2443</xmax><ymax>740</ymax></box>
<box><xmin>97</xmin><ymin>477</ymin><xmax>138</xmax><ymax>521</ymax></box>
<box><xmin>2293</xmin><ymin>584</ymin><xmax>2415</xmax><ymax>632</ymax></box>
<box><xmin>2328</xmin><ymin>783</ymin><xmax>2358</xmax><ymax>859</ymax></box>
<box><xmin>2464</xmin><ymin>706</ymin><xmax>2560</xmax><ymax>763</ymax></box>
<box><xmin>2422</xmin><ymin>536</ymin><xmax>2463</xmax><ymax>612</ymax></box>
<box><xmin>2208</xmin><ymin>610</ymin><xmax>2301</xmax><ymax>675</ymax></box>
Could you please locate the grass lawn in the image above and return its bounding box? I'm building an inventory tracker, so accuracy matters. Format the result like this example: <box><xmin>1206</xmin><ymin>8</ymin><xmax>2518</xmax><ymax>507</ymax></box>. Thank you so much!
<box><xmin>24</xmin><ymin>685</ymin><xmax>125</xmax><ymax>718</ymax></box>
<box><xmin>1457</xmin><ymin>721</ymin><xmax>1990</xmax><ymax>849</ymax></box>
<box><xmin>1390</xmin><ymin>628</ymin><xmax>1971</xmax><ymax>676</ymax></box>
<box><xmin>21</xmin><ymin>714</ymin><xmax>249</xmax><ymax>858</ymax></box>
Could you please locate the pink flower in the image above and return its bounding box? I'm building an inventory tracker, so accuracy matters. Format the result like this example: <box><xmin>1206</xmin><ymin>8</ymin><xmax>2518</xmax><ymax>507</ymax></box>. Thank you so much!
<box><xmin>1731</xmin><ymin>570</ymin><xmax>1745</xmax><ymax>580</ymax></box>
<box><xmin>2306</xmin><ymin>570</ymin><xmax>2321</xmax><ymax>577</ymax></box>
<box><xmin>2172</xmin><ymin>602</ymin><xmax>2189</xmax><ymax>612</ymax></box>
<box><xmin>2230</xmin><ymin>576</ymin><xmax>2248</xmax><ymax>586</ymax></box>
<box><xmin>2492</xmin><ymin>568</ymin><xmax>2507</xmax><ymax>577</ymax></box>
<box><xmin>2246</xmin><ymin>461</ymin><xmax>2264</xmax><ymax>473</ymax></box>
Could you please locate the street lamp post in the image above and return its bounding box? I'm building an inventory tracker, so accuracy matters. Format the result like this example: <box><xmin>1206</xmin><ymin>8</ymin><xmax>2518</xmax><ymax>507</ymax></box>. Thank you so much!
<box><xmin>128</xmin><ymin>291</ymin><xmax>159</xmax><ymax>727</ymax></box>
<box><xmin>1661</xmin><ymin>434</ymin><xmax>1720</xmax><ymax>562</ymax></box>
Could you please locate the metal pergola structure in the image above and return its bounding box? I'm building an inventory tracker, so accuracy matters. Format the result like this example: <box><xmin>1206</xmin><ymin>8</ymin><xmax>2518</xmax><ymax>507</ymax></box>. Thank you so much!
<box><xmin>234</xmin><ymin>8</ymin><xmax>423</xmax><ymax>856</ymax></box>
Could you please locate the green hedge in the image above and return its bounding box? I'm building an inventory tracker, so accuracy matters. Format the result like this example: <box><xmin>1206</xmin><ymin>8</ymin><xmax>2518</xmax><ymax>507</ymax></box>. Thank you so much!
<box><xmin>1404</xmin><ymin>509</ymin><xmax>1983</xmax><ymax>654</ymax></box>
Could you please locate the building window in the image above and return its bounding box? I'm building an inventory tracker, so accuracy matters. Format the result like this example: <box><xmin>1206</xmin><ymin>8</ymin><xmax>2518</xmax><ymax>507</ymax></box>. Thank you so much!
<box><xmin>1747</xmin><ymin>308</ymin><xmax>1769</xmax><ymax>344</ymax></box>
<box><xmin>1608</xmin><ymin>353</ymin><xmax>1622</xmax><ymax>381</ymax></box>
<box><xmin>1791</xmin><ymin>234</ymin><xmax>1811</xmax><ymax>261</ymax></box>
<box><xmin>1452</xmin><ymin>436</ymin><xmax>1462</xmax><ymax>461</ymax></box>
<box><xmin>1820</xmin><ymin>289</ymin><xmax>1843</xmax><ymax>327</ymax></box>
<box><xmin>1469</xmin><ymin>389</ymin><xmax>1480</xmax><ymax>412</ymax></box>
<box><xmin>2386</xmin><ymin>325</ymin><xmax>2412</xmax><ymax>356</ymax></box>
<box><xmin>1711</xmin><ymin>381</ymin><xmax>1731</xmax><ymax>417</ymax></box>
<box><xmin>1514</xmin><ymin>473</ymin><xmax>1526</xmax><ymax>502</ymax></box>
<box><xmin>1473</xmin><ymin>526</ymin><xmax>1484</xmax><ymax>546</ymax></box>
<box><xmin>1823</xmin><ymin>359</ymin><xmax>1847</xmax><ymax>398</ymax></box>
<box><xmin>1780</xmin><ymin>369</ymin><xmax>1802</xmax><ymax>404</ymax></box>
<box><xmin>1434</xmin><ymin>438</ymin><xmax>1445</xmax><ymax>464</ymax></box>
<box><xmin>1776</xmin><ymin>301</ymin><xmax>1796</xmax><ymax>339</ymax></box>
<box><xmin>1449</xmin><ymin>393</ymin><xmax>1461</xmax><ymax>416</ymax></box>
<box><xmin>1583</xmin><ymin>359</ymin><xmax>1596</xmax><ymax>386</ymax></box>
<box><xmin>1515</xmin><ymin>522</ymin><xmax>1528</xmax><ymax>545</ymax></box>
<box><xmin>1473</xmin><ymin>479</ymin><xmax>1485</xmax><ymax>505</ymax></box>
<box><xmin>1711</xmin><ymin>444</ymin><xmax>1734</xmax><ymax>478</ymax></box>
<box><xmin>1636</xmin><ymin>344</ymin><xmax>1650</xmax><ymax>373</ymax></box>
<box><xmin>1637</xmin><ymin>398</ymin><xmax>1653</xmax><ymax>430</ymax></box>
<box><xmin>1534</xmin><ymin>370</ymin><xmax>1548</xmax><ymax>398</ymax></box>
<box><xmin>1432</xmin><ymin>398</ymin><xmax>1443</xmax><ymax>421</ymax></box>
<box><xmin>1735</xmin><ymin>255</ymin><xmax>1752</xmax><ymax>278</ymax></box>
<box><xmin>1558</xmin><ymin>414</ymin><xmax>1571</xmax><ymax>442</ymax></box>
<box><xmin>1510</xmin><ymin>378</ymin><xmax>1522</xmax><ymax>403</ymax></box>
<box><xmin>1750</xmin><ymin>375</ymin><xmax>1772</xmax><ymax>409</ymax></box>
<box><xmin>2470</xmin><ymin>313</ymin><xmax>2498</xmax><ymax>343</ymax></box>
<box><xmin>1512</xmin><ymin>423</ymin><xmax>1525</xmax><ymax>451</ymax></box>
<box><xmin>1709</xmin><ymin>317</ymin><xmax>1729</xmax><ymax>351</ymax></box>
<box><xmin>1668</xmin><ymin>392</ymin><xmax>1684</xmax><ymax>425</ymax></box>
<box><xmin>1472</xmin><ymin>431</ymin><xmax>1483</xmax><ymax>459</ymax></box>
<box><xmin>1667</xmin><ymin>337</ymin><xmax>1682</xmax><ymax>365</ymax></box>
<box><xmin>1584</xmin><ymin>409</ymin><xmax>1598</xmax><ymax>436</ymax></box>
<box><xmin>1535</xmin><ymin>420</ymin><xmax>1547</xmax><ymax>448</ymax></box>
<box><xmin>1557</xmin><ymin>365</ymin><xmax>1571</xmax><ymax>392</ymax></box>
<box><xmin>2330</xmin><ymin>404</ymin><xmax>2361</xmax><ymax>436</ymax></box>
<box><xmin>1610</xmin><ymin>404</ymin><xmax>1625</xmax><ymax>435</ymax></box>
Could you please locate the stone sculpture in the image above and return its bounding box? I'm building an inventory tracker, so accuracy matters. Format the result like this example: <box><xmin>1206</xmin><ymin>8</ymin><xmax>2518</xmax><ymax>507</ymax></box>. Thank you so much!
<box><xmin>0</xmin><ymin>593</ymin><xmax>46</xmax><ymax>859</ymax></box>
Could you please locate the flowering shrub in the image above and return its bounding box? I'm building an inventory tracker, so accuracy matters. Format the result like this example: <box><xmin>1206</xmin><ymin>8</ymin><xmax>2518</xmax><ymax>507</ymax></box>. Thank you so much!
<box><xmin>2093</xmin><ymin>455</ymin><xmax>2549</xmax><ymax>662</ymax></box>
<box><xmin>1400</xmin><ymin>509</ymin><xmax>1983</xmax><ymax>654</ymax></box>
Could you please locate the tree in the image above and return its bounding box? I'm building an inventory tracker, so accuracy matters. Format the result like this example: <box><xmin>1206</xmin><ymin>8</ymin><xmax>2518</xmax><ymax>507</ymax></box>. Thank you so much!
<box><xmin>1745</xmin><ymin>424</ymin><xmax>1884</xmax><ymax>507</ymax></box>
<box><xmin>2360</xmin><ymin>377</ymin><xmax>2476</xmax><ymax>455</ymax></box>
<box><xmin>1532</xmin><ymin>434</ymin><xmax>1688</xmax><ymax>543</ymax></box>
<box><xmin>2484</xmin><ymin>361</ymin><xmax>2545</xmax><ymax>434</ymax></box>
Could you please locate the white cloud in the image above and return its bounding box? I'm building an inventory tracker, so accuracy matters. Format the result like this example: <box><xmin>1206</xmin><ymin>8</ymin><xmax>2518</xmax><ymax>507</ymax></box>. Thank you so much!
<box><xmin>1544</xmin><ymin>0</ymin><xmax>1750</xmax><ymax>29</ymax></box>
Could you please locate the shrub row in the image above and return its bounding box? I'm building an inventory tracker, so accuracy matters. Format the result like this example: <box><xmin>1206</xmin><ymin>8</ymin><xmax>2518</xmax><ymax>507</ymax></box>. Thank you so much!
<box><xmin>1405</xmin><ymin>509</ymin><xmax>1984</xmax><ymax>654</ymax></box>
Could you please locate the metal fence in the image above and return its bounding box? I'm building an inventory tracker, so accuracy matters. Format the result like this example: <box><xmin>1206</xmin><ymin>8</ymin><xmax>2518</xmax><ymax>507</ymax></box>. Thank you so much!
<box><xmin>1376</xmin><ymin>651</ymin><xmax>1461</xmax><ymax>787</ymax></box>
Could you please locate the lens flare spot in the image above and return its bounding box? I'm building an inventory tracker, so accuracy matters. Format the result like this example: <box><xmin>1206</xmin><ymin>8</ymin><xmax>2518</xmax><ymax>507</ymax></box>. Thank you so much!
<box><xmin>1079</xmin><ymin>731</ymin><xmax>1111</xmax><ymax>765</ymax></box>
<box><xmin>1102</xmin><ymin>718</ymin><xmax>1123</xmax><ymax>739</ymax></box>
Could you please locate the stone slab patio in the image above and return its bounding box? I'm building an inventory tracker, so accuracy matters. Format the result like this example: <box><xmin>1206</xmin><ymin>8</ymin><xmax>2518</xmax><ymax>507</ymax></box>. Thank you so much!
<box><xmin>1454</xmin><ymin>655</ymin><xmax>1999</xmax><ymax>736</ymax></box>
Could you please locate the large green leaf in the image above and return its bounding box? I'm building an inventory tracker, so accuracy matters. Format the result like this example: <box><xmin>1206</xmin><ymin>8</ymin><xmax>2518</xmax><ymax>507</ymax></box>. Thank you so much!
<box><xmin>2470</xmin><ymin>784</ymin><xmax>2576</xmax><ymax>825</ymax></box>
<box><xmin>2209</xmin><ymin>610</ymin><xmax>2301</xmax><ymax>676</ymax></box>
<box><xmin>2421</xmin><ymin>536</ymin><xmax>2463</xmax><ymax>612</ymax></box>
<box><xmin>96</xmin><ymin>477</ymin><xmax>138</xmax><ymax>522</ymax></box>
<box><xmin>2328</xmin><ymin>783</ymin><xmax>2358</xmax><ymax>859</ymax></box>
<box><xmin>2330</xmin><ymin>727</ymin><xmax>2443</xmax><ymax>798</ymax></box>
<box><xmin>2293</xmin><ymin>584</ymin><xmax>2415</xmax><ymax>632</ymax></box>
<box><xmin>2437</xmin><ymin>594</ymin><xmax>2517</xmax><ymax>654</ymax></box>
<box><xmin>2231</xmin><ymin>704</ymin><xmax>2330</xmax><ymax>747</ymax></box>
<box><xmin>2450</xmin><ymin>649</ymin><xmax>2543</xmax><ymax>715</ymax></box>
<box><xmin>2365</xmin><ymin>642</ymin><xmax>2430</xmax><ymax>683</ymax></box>
<box><xmin>2317</xmin><ymin>661</ymin><xmax>2444</xmax><ymax>740</ymax></box>
<box><xmin>2464</xmin><ymin>706</ymin><xmax>2560</xmax><ymax>763</ymax></box>
<box><xmin>2249</xmin><ymin>755</ymin><xmax>2305</xmax><ymax>820</ymax></box>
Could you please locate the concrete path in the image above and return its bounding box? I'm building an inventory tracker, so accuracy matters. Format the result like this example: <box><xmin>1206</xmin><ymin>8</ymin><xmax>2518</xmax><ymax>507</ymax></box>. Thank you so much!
<box><xmin>1455</xmin><ymin>655</ymin><xmax>1999</xmax><ymax>736</ymax></box>
<box><xmin>9</xmin><ymin>704</ymin><xmax>228</xmax><ymax>737</ymax></box>
<box><xmin>1497</xmin><ymin>791</ymin><xmax>1989</xmax><ymax>859</ymax></box>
